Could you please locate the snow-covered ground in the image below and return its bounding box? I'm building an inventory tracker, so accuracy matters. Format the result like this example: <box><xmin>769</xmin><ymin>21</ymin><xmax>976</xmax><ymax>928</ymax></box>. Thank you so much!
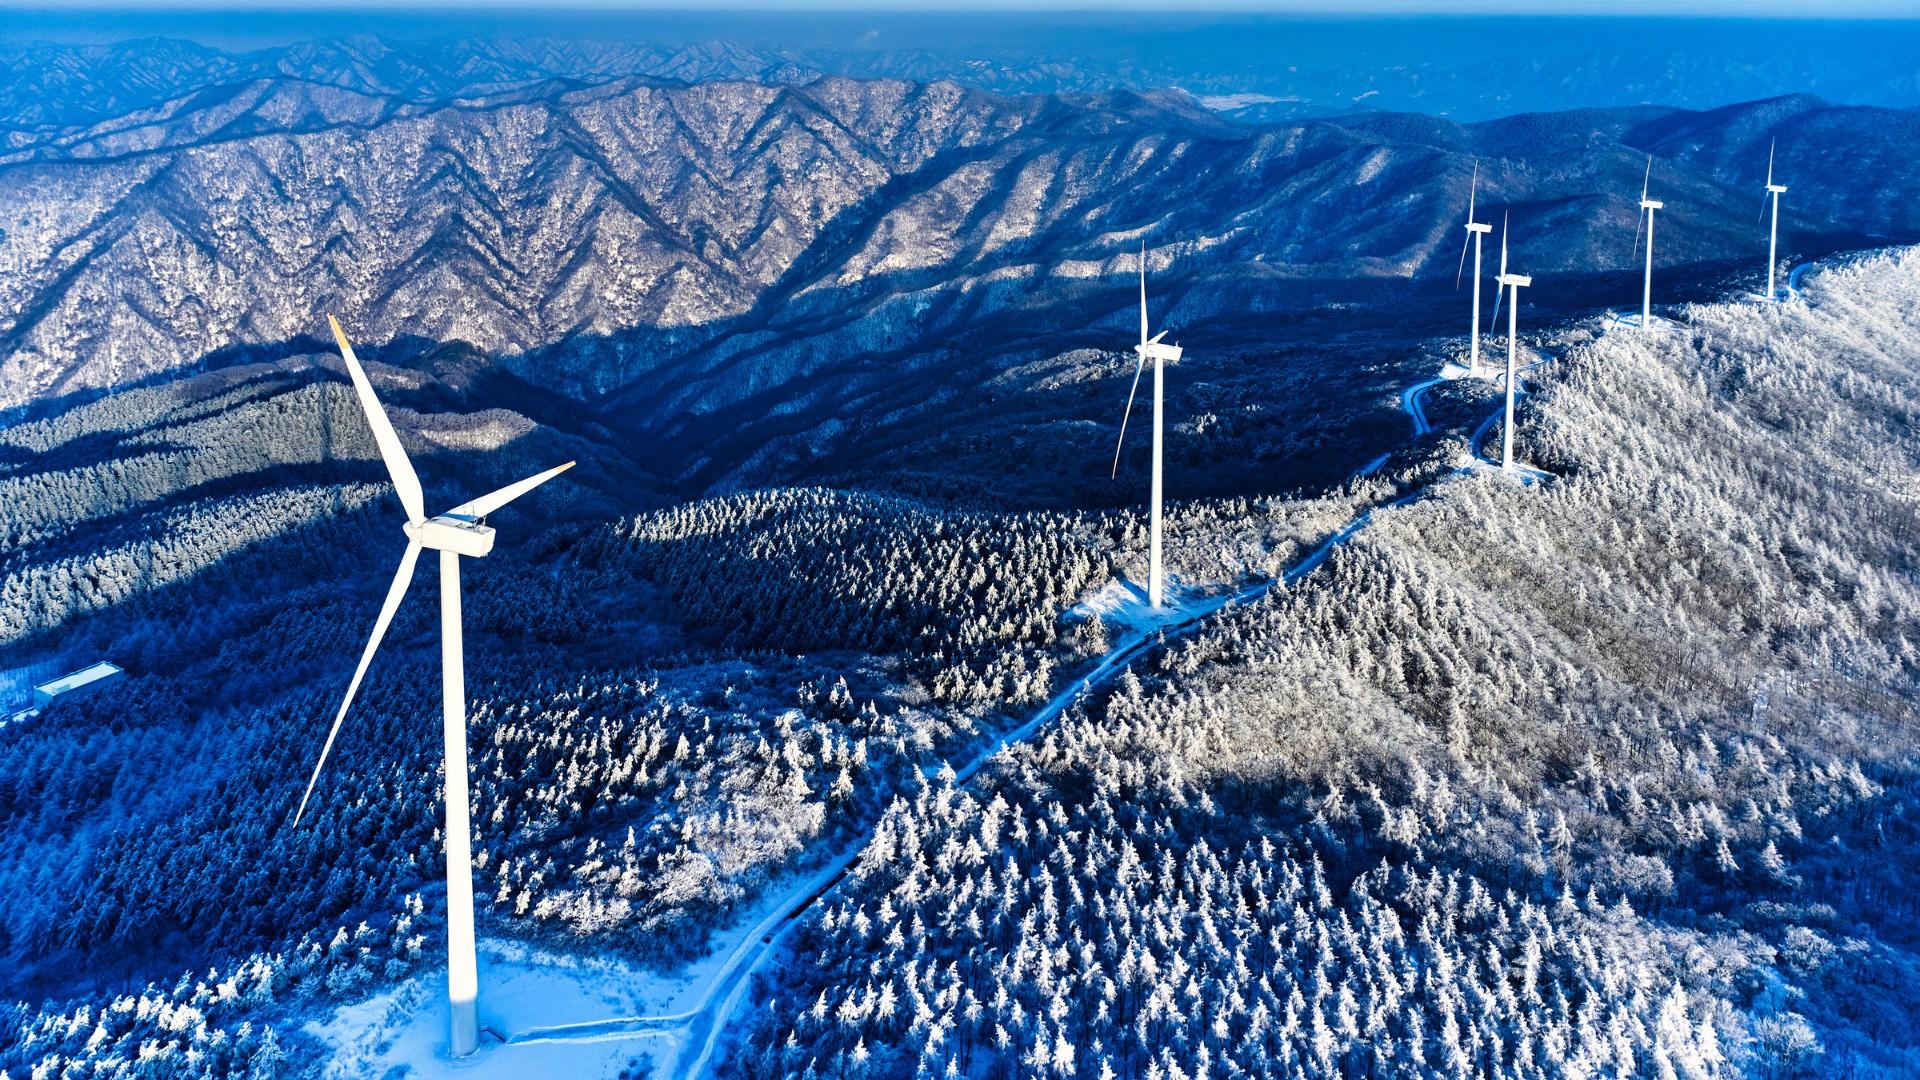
<box><xmin>307</xmin><ymin>841</ymin><xmax>884</xmax><ymax>1078</ymax></box>
<box><xmin>299</xmin><ymin>287</ymin><xmax>1603</xmax><ymax>1078</ymax></box>
<box><xmin>308</xmin><ymin>942</ymin><xmax>664</xmax><ymax>1078</ymax></box>
<box><xmin>1066</xmin><ymin>575</ymin><xmax>1212</xmax><ymax>637</ymax></box>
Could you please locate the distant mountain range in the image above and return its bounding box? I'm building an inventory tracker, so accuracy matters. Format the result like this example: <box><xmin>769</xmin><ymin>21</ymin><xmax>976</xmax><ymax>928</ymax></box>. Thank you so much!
<box><xmin>7</xmin><ymin>18</ymin><xmax>1920</xmax><ymax>130</ymax></box>
<box><xmin>3</xmin><ymin>68</ymin><xmax>1915</xmax><ymax>415</ymax></box>
<box><xmin>4</xmin><ymin>27</ymin><xmax>1920</xmax><ymax>503</ymax></box>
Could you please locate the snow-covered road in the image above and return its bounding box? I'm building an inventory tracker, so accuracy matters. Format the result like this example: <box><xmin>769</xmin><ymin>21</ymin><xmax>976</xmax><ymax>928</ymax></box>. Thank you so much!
<box><xmin>1468</xmin><ymin>354</ymin><xmax>1557</xmax><ymax>474</ymax></box>
<box><xmin>417</xmin><ymin>309</ymin><xmax>1600</xmax><ymax>1078</ymax></box>
<box><xmin>643</xmin><ymin>262</ymin><xmax>1826</xmax><ymax>1073</ymax></box>
<box><xmin>1401</xmin><ymin>376</ymin><xmax>1444</xmax><ymax>438</ymax></box>
<box><xmin>558</xmin><ymin>356</ymin><xmax>1499</xmax><ymax>1078</ymax></box>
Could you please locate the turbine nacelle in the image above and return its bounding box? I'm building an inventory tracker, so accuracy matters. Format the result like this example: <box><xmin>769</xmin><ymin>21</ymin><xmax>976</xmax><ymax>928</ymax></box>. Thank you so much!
<box><xmin>1137</xmin><ymin>331</ymin><xmax>1184</xmax><ymax>365</ymax></box>
<box><xmin>406</xmin><ymin>515</ymin><xmax>496</xmax><ymax>558</ymax></box>
<box><xmin>1767</xmin><ymin>184</ymin><xmax>1788</xmax><ymax>194</ymax></box>
<box><xmin>1498</xmin><ymin>273</ymin><xmax>1532</xmax><ymax>289</ymax></box>
<box><xmin>1640</xmin><ymin>199</ymin><xmax>1664</xmax><ymax>211</ymax></box>
<box><xmin>1466</xmin><ymin>222</ymin><xmax>1492</xmax><ymax>235</ymax></box>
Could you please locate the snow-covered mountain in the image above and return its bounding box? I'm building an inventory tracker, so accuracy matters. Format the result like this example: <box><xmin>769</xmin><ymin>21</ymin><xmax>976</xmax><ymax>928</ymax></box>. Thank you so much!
<box><xmin>3</xmin><ymin>73</ymin><xmax>1916</xmax><ymax>426</ymax></box>
<box><xmin>7</xmin><ymin>27</ymin><xmax>1920</xmax><ymax>1080</ymax></box>
<box><xmin>7</xmin><ymin>20</ymin><xmax>1920</xmax><ymax>131</ymax></box>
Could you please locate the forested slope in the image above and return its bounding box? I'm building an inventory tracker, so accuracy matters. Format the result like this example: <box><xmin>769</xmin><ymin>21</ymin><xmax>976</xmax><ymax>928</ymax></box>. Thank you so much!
<box><xmin>0</xmin><ymin>370</ymin><xmax>1368</xmax><ymax>1080</ymax></box>
<box><xmin>727</xmin><ymin>250</ymin><xmax>1920</xmax><ymax>1078</ymax></box>
<box><xmin>2</xmin><ymin>250</ymin><xmax>1915</xmax><ymax>1079</ymax></box>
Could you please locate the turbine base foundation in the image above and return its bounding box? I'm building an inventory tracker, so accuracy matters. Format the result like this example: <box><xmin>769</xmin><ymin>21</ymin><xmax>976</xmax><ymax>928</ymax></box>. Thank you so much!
<box><xmin>450</xmin><ymin>996</ymin><xmax>479</xmax><ymax>1057</ymax></box>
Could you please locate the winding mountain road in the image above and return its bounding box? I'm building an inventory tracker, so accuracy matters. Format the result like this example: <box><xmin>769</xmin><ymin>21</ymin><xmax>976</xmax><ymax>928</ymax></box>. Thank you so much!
<box><xmin>642</xmin><ymin>270</ymin><xmax>1821</xmax><ymax>1074</ymax></box>
<box><xmin>1401</xmin><ymin>376</ymin><xmax>1444</xmax><ymax>438</ymax></box>
<box><xmin>498</xmin><ymin>347</ymin><xmax>1530</xmax><ymax>1078</ymax></box>
<box><xmin>510</xmin><ymin>505</ymin><xmax>1399</xmax><ymax>1076</ymax></box>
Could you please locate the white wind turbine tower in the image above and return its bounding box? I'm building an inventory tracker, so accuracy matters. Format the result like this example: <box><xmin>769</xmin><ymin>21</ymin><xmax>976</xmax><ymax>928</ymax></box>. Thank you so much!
<box><xmin>1761</xmin><ymin>138</ymin><xmax>1788</xmax><ymax>300</ymax></box>
<box><xmin>294</xmin><ymin>316</ymin><xmax>574</xmax><ymax>1058</ymax></box>
<box><xmin>1110</xmin><ymin>246</ymin><xmax>1184</xmax><ymax>608</ymax></box>
<box><xmin>1456</xmin><ymin>161</ymin><xmax>1493</xmax><ymax>374</ymax></box>
<box><xmin>1492</xmin><ymin>215</ymin><xmax>1532</xmax><ymax>471</ymax></box>
<box><xmin>1632</xmin><ymin>155</ymin><xmax>1663</xmax><ymax>329</ymax></box>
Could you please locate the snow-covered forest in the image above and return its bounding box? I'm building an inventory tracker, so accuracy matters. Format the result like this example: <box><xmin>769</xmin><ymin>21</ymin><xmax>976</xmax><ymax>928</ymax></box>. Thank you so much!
<box><xmin>0</xmin><ymin>118</ymin><xmax>1916</xmax><ymax>1078</ymax></box>
<box><xmin>0</xmin><ymin>360</ymin><xmax>1370</xmax><ymax>1079</ymax></box>
<box><xmin>723</xmin><ymin>251</ymin><xmax>1920</xmax><ymax>1079</ymax></box>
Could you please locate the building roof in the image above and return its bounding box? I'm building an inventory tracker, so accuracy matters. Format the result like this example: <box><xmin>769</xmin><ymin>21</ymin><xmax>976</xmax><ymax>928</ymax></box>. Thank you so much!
<box><xmin>35</xmin><ymin>661</ymin><xmax>123</xmax><ymax>697</ymax></box>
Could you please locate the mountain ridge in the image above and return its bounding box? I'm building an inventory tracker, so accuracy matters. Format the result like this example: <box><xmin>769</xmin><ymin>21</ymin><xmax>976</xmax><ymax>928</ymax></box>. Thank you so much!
<box><xmin>9</xmin><ymin>22</ymin><xmax>1920</xmax><ymax>132</ymax></box>
<box><xmin>5</xmin><ymin>78</ymin><xmax>1914</xmax><ymax>422</ymax></box>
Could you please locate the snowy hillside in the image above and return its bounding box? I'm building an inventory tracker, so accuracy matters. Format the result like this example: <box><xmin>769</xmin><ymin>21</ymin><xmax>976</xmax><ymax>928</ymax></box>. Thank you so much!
<box><xmin>726</xmin><ymin>250</ymin><xmax>1920</xmax><ymax>1078</ymax></box>
<box><xmin>1</xmin><ymin>245</ymin><xmax>1916</xmax><ymax>1078</ymax></box>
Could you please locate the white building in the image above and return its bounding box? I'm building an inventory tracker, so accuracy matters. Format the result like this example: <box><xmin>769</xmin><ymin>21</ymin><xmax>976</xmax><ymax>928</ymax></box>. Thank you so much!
<box><xmin>33</xmin><ymin>662</ymin><xmax>123</xmax><ymax>709</ymax></box>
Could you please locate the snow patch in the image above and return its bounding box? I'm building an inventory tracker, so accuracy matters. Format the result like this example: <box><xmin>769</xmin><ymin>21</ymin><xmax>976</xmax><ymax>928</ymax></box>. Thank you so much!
<box><xmin>1068</xmin><ymin>575</ymin><xmax>1212</xmax><ymax>636</ymax></box>
<box><xmin>307</xmin><ymin>941</ymin><xmax>663</xmax><ymax>1079</ymax></box>
<box><xmin>1355</xmin><ymin>148</ymin><xmax>1390</xmax><ymax>185</ymax></box>
<box><xmin>399</xmin><ymin>408</ymin><xmax>537</xmax><ymax>452</ymax></box>
<box><xmin>1197</xmin><ymin>93</ymin><xmax>1289</xmax><ymax>110</ymax></box>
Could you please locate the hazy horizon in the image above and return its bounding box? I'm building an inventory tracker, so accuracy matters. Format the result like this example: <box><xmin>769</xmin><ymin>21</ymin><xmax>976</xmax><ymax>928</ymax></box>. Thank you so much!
<box><xmin>4</xmin><ymin>6</ymin><xmax>1917</xmax><ymax>47</ymax></box>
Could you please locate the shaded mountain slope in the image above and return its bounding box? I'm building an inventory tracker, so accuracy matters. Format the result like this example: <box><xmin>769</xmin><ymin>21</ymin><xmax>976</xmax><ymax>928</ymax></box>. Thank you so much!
<box><xmin>3</xmin><ymin>82</ymin><xmax>1916</xmax><ymax>513</ymax></box>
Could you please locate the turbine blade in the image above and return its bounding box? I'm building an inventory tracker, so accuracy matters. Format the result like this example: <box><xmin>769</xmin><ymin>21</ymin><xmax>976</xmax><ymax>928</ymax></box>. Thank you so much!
<box><xmin>1640</xmin><ymin>154</ymin><xmax>1652</xmax><ymax>202</ymax></box>
<box><xmin>446</xmin><ymin>461</ymin><xmax>575</xmax><ymax>520</ymax></box>
<box><xmin>1110</xmin><ymin>347</ymin><xmax>1149</xmax><ymax>480</ymax></box>
<box><xmin>329</xmin><ymin>316</ymin><xmax>425</xmax><ymax>524</ymax></box>
<box><xmin>1498</xmin><ymin>210</ymin><xmax>1509</xmax><ymax>278</ymax></box>
<box><xmin>1490</xmin><ymin>211</ymin><xmax>1509</xmax><ymax>332</ymax></box>
<box><xmin>1455</xmin><ymin>161</ymin><xmax>1478</xmax><ymax>289</ymax></box>
<box><xmin>293</xmin><ymin>540</ymin><xmax>422</xmax><ymax>828</ymax></box>
<box><xmin>1632</xmin><ymin>206</ymin><xmax>1646</xmax><ymax>261</ymax></box>
<box><xmin>1138</xmin><ymin>242</ymin><xmax>1149</xmax><ymax>349</ymax></box>
<box><xmin>1761</xmin><ymin>138</ymin><xmax>1775</xmax><ymax>223</ymax></box>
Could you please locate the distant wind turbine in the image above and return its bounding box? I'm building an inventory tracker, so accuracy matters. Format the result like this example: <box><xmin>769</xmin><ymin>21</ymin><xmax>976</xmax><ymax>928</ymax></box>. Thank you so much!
<box><xmin>1495</xmin><ymin>230</ymin><xmax>1533</xmax><ymax>471</ymax></box>
<box><xmin>1456</xmin><ymin>161</ymin><xmax>1493</xmax><ymax>375</ymax></box>
<box><xmin>295</xmin><ymin>317</ymin><xmax>574</xmax><ymax>1058</ymax></box>
<box><xmin>1761</xmin><ymin>138</ymin><xmax>1789</xmax><ymax>301</ymax></box>
<box><xmin>1631</xmin><ymin>155</ymin><xmax>1664</xmax><ymax>329</ymax></box>
<box><xmin>1111</xmin><ymin>246</ymin><xmax>1184</xmax><ymax>608</ymax></box>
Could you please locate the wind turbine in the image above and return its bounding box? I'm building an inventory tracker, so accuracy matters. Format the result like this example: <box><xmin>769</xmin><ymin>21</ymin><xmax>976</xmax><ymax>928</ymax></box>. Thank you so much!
<box><xmin>1495</xmin><ymin>225</ymin><xmax>1532</xmax><ymax>472</ymax></box>
<box><xmin>1110</xmin><ymin>246</ymin><xmax>1184</xmax><ymax>608</ymax></box>
<box><xmin>294</xmin><ymin>316</ymin><xmax>574</xmax><ymax>1058</ymax></box>
<box><xmin>1761</xmin><ymin>138</ymin><xmax>1788</xmax><ymax>301</ymax></box>
<box><xmin>1631</xmin><ymin>155</ymin><xmax>1664</xmax><ymax>329</ymax></box>
<box><xmin>1456</xmin><ymin>161</ymin><xmax>1493</xmax><ymax>375</ymax></box>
